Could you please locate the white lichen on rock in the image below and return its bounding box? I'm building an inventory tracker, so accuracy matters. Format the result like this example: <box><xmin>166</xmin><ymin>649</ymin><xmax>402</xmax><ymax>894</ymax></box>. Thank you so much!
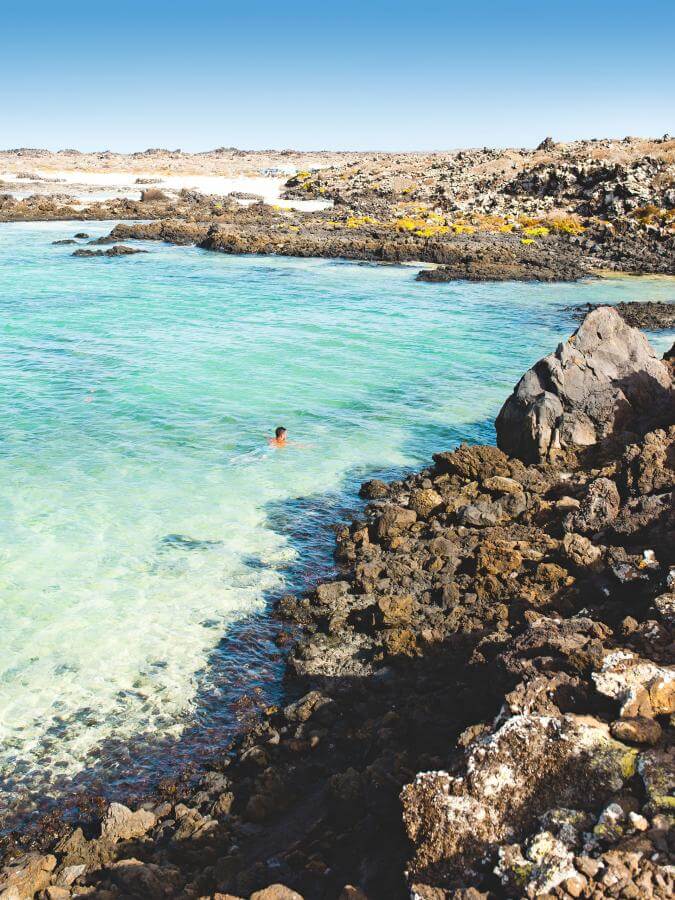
<box><xmin>401</xmin><ymin>713</ymin><xmax>637</xmax><ymax>881</ymax></box>
<box><xmin>592</xmin><ymin>651</ymin><xmax>675</xmax><ymax>717</ymax></box>
<box><xmin>495</xmin><ymin>830</ymin><xmax>579</xmax><ymax>895</ymax></box>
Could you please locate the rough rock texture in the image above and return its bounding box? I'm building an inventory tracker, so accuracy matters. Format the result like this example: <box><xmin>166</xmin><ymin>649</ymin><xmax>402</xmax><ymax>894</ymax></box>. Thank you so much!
<box><xmin>496</xmin><ymin>307</ymin><xmax>673</xmax><ymax>462</ymax></box>
<box><xmin>401</xmin><ymin>714</ymin><xmax>638</xmax><ymax>883</ymax></box>
<box><xmin>570</xmin><ymin>301</ymin><xmax>675</xmax><ymax>331</ymax></box>
<box><xmin>415</xmin><ymin>240</ymin><xmax>588</xmax><ymax>282</ymax></box>
<box><xmin>72</xmin><ymin>244</ymin><xmax>147</xmax><ymax>258</ymax></box>
<box><xmin>1</xmin><ymin>319</ymin><xmax>673</xmax><ymax>900</ymax></box>
<box><xmin>0</xmin><ymin>852</ymin><xmax>56</xmax><ymax>899</ymax></box>
<box><xmin>100</xmin><ymin>802</ymin><xmax>156</xmax><ymax>843</ymax></box>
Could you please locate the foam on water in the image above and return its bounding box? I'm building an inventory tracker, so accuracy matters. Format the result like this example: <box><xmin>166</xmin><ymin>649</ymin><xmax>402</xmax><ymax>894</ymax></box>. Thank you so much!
<box><xmin>0</xmin><ymin>221</ymin><xmax>672</xmax><ymax>821</ymax></box>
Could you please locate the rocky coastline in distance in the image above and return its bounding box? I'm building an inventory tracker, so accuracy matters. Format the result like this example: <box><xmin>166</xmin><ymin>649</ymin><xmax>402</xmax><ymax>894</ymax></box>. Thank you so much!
<box><xmin>2</xmin><ymin>135</ymin><xmax>675</xmax><ymax>288</ymax></box>
<box><xmin>1</xmin><ymin>306</ymin><xmax>673</xmax><ymax>900</ymax></box>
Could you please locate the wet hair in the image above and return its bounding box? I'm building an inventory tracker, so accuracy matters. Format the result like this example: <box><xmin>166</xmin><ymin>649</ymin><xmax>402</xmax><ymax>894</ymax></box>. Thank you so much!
<box><xmin>275</xmin><ymin>426</ymin><xmax>287</xmax><ymax>439</ymax></box>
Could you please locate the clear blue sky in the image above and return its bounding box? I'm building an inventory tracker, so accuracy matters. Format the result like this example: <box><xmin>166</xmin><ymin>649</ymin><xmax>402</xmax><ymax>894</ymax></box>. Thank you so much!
<box><xmin>1</xmin><ymin>0</ymin><xmax>673</xmax><ymax>151</ymax></box>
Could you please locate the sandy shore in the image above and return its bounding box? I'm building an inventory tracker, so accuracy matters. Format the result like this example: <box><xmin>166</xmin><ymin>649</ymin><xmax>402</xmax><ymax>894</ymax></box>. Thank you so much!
<box><xmin>0</xmin><ymin>168</ymin><xmax>332</xmax><ymax>211</ymax></box>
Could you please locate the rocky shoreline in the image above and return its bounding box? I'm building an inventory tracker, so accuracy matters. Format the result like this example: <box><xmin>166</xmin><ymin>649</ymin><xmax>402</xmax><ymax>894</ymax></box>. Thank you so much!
<box><xmin>569</xmin><ymin>301</ymin><xmax>675</xmax><ymax>331</ymax></box>
<box><xmin>3</xmin><ymin>135</ymin><xmax>675</xmax><ymax>281</ymax></box>
<box><xmin>1</xmin><ymin>307</ymin><xmax>673</xmax><ymax>900</ymax></box>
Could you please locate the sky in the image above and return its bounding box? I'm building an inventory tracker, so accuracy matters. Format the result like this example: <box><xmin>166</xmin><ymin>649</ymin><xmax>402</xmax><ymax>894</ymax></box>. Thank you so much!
<box><xmin>1</xmin><ymin>0</ymin><xmax>673</xmax><ymax>152</ymax></box>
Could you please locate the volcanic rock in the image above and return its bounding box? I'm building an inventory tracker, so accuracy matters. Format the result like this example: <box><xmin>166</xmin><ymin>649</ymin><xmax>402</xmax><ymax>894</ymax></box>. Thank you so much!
<box><xmin>100</xmin><ymin>802</ymin><xmax>156</xmax><ymax>843</ymax></box>
<box><xmin>0</xmin><ymin>853</ymin><xmax>56</xmax><ymax>898</ymax></box>
<box><xmin>72</xmin><ymin>244</ymin><xmax>148</xmax><ymax>258</ymax></box>
<box><xmin>496</xmin><ymin>307</ymin><xmax>673</xmax><ymax>462</ymax></box>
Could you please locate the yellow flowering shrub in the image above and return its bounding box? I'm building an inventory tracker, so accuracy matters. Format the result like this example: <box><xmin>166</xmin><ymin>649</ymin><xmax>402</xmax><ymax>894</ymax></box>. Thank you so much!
<box><xmin>548</xmin><ymin>218</ymin><xmax>584</xmax><ymax>235</ymax></box>
<box><xmin>346</xmin><ymin>215</ymin><xmax>379</xmax><ymax>228</ymax></box>
<box><xmin>394</xmin><ymin>217</ymin><xmax>425</xmax><ymax>232</ymax></box>
<box><xmin>522</xmin><ymin>225</ymin><xmax>550</xmax><ymax>237</ymax></box>
<box><xmin>415</xmin><ymin>225</ymin><xmax>451</xmax><ymax>238</ymax></box>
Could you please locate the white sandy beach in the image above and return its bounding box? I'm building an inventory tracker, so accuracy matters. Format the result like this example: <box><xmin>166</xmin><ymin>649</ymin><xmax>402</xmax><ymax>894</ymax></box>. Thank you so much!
<box><xmin>0</xmin><ymin>169</ymin><xmax>332</xmax><ymax>211</ymax></box>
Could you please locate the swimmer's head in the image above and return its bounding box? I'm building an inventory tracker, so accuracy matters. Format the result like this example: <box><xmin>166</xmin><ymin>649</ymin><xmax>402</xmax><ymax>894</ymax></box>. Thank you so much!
<box><xmin>275</xmin><ymin>426</ymin><xmax>287</xmax><ymax>441</ymax></box>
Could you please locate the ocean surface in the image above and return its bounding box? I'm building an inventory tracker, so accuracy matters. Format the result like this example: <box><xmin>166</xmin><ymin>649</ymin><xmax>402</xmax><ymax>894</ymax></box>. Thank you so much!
<box><xmin>1</xmin><ymin>221</ymin><xmax>673</xmax><ymax>826</ymax></box>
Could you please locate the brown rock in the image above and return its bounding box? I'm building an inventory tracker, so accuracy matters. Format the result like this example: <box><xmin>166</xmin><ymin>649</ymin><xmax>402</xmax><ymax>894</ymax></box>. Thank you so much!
<box><xmin>376</xmin><ymin>505</ymin><xmax>417</xmax><ymax>540</ymax></box>
<box><xmin>475</xmin><ymin>542</ymin><xmax>523</xmax><ymax>576</ymax></box>
<box><xmin>383</xmin><ymin>627</ymin><xmax>418</xmax><ymax>656</ymax></box>
<box><xmin>377</xmin><ymin>594</ymin><xmax>414</xmax><ymax>625</ymax></box>
<box><xmin>569</xmin><ymin>477</ymin><xmax>620</xmax><ymax>534</ymax></box>
<box><xmin>408</xmin><ymin>488</ymin><xmax>443</xmax><ymax>517</ymax></box>
<box><xmin>649</xmin><ymin>676</ymin><xmax>675</xmax><ymax>716</ymax></box>
<box><xmin>563</xmin><ymin>874</ymin><xmax>587</xmax><ymax>897</ymax></box>
<box><xmin>562</xmin><ymin>532</ymin><xmax>603</xmax><ymax>568</ymax></box>
<box><xmin>100</xmin><ymin>802</ymin><xmax>156</xmax><ymax>843</ymax></box>
<box><xmin>338</xmin><ymin>887</ymin><xmax>369</xmax><ymax>900</ymax></box>
<box><xmin>52</xmin><ymin>828</ymin><xmax>114</xmax><ymax>871</ymax></box>
<box><xmin>140</xmin><ymin>188</ymin><xmax>167</xmax><ymax>202</ymax></box>
<box><xmin>535</xmin><ymin>562</ymin><xmax>569</xmax><ymax>584</ymax></box>
<box><xmin>250</xmin><ymin>883</ymin><xmax>304</xmax><ymax>899</ymax></box>
<box><xmin>611</xmin><ymin>716</ymin><xmax>662</xmax><ymax>745</ymax></box>
<box><xmin>212</xmin><ymin>791</ymin><xmax>235</xmax><ymax>816</ymax></box>
<box><xmin>359</xmin><ymin>479</ymin><xmax>389</xmax><ymax>499</ymax></box>
<box><xmin>44</xmin><ymin>888</ymin><xmax>71</xmax><ymax>900</ymax></box>
<box><xmin>433</xmin><ymin>444</ymin><xmax>512</xmax><ymax>481</ymax></box>
<box><xmin>0</xmin><ymin>853</ymin><xmax>56</xmax><ymax>899</ymax></box>
<box><xmin>483</xmin><ymin>475</ymin><xmax>522</xmax><ymax>495</ymax></box>
<box><xmin>556</xmin><ymin>495</ymin><xmax>581</xmax><ymax>510</ymax></box>
<box><xmin>283</xmin><ymin>690</ymin><xmax>333</xmax><ymax>724</ymax></box>
<box><xmin>575</xmin><ymin>855</ymin><xmax>602</xmax><ymax>878</ymax></box>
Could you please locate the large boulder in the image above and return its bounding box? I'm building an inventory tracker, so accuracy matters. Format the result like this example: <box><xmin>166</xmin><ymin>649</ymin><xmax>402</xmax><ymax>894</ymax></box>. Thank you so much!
<box><xmin>495</xmin><ymin>307</ymin><xmax>672</xmax><ymax>462</ymax></box>
<box><xmin>401</xmin><ymin>714</ymin><xmax>638</xmax><ymax>885</ymax></box>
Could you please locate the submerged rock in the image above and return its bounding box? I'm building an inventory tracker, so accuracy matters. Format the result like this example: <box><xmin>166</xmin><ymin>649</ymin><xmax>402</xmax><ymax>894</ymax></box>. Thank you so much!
<box><xmin>72</xmin><ymin>244</ymin><xmax>148</xmax><ymax>258</ymax></box>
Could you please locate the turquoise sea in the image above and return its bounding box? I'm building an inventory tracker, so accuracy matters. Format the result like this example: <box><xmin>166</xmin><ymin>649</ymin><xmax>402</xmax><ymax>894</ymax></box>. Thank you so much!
<box><xmin>1</xmin><ymin>221</ymin><xmax>673</xmax><ymax>824</ymax></box>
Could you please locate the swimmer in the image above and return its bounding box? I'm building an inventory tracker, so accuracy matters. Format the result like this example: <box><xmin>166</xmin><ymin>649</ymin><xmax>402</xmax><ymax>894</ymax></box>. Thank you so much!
<box><xmin>268</xmin><ymin>426</ymin><xmax>288</xmax><ymax>448</ymax></box>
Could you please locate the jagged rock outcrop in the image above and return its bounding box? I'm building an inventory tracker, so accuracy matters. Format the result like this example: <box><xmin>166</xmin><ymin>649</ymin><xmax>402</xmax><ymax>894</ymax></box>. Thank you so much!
<box><xmin>496</xmin><ymin>307</ymin><xmax>673</xmax><ymax>462</ymax></box>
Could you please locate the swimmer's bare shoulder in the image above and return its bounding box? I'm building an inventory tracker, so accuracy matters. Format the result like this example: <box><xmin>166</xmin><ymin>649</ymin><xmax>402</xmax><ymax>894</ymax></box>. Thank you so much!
<box><xmin>267</xmin><ymin>426</ymin><xmax>312</xmax><ymax>449</ymax></box>
<box><xmin>268</xmin><ymin>426</ymin><xmax>288</xmax><ymax>448</ymax></box>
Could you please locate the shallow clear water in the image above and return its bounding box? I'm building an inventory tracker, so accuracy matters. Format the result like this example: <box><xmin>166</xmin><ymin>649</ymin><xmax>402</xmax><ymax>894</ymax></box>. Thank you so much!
<box><xmin>1</xmin><ymin>221</ymin><xmax>673</xmax><ymax>823</ymax></box>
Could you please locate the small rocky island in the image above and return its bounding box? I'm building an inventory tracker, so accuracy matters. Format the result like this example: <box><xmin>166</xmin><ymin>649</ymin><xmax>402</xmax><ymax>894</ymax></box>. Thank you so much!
<box><xmin>2</xmin><ymin>307</ymin><xmax>672</xmax><ymax>899</ymax></box>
